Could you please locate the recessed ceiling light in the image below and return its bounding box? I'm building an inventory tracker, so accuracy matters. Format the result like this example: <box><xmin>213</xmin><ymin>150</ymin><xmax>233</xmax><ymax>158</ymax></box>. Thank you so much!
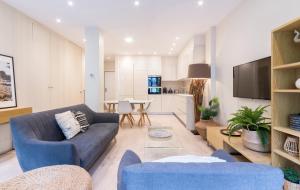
<box><xmin>67</xmin><ymin>1</ymin><xmax>74</xmax><ymax>7</ymax></box>
<box><xmin>124</xmin><ymin>37</ymin><xmax>134</xmax><ymax>43</ymax></box>
<box><xmin>83</xmin><ymin>38</ymin><xmax>86</xmax><ymax>43</ymax></box>
<box><xmin>172</xmin><ymin>42</ymin><xmax>176</xmax><ymax>46</ymax></box>
<box><xmin>175</xmin><ymin>36</ymin><xmax>180</xmax><ymax>40</ymax></box>
<box><xmin>56</xmin><ymin>18</ymin><xmax>62</xmax><ymax>23</ymax></box>
<box><xmin>170</xmin><ymin>48</ymin><xmax>174</xmax><ymax>51</ymax></box>
<box><xmin>197</xmin><ymin>0</ymin><xmax>204</xmax><ymax>6</ymax></box>
<box><xmin>153</xmin><ymin>51</ymin><xmax>157</xmax><ymax>55</ymax></box>
<box><xmin>134</xmin><ymin>0</ymin><xmax>140</xmax><ymax>6</ymax></box>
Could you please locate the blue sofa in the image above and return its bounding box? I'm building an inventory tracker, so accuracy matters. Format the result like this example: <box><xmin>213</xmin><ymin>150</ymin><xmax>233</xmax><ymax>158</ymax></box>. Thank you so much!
<box><xmin>10</xmin><ymin>104</ymin><xmax>119</xmax><ymax>172</ymax></box>
<box><xmin>118</xmin><ymin>150</ymin><xmax>284</xmax><ymax>190</ymax></box>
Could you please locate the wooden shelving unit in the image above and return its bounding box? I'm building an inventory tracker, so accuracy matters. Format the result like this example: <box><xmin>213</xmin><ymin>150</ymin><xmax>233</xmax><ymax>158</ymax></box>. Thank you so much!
<box><xmin>272</xmin><ymin>18</ymin><xmax>300</xmax><ymax>170</ymax></box>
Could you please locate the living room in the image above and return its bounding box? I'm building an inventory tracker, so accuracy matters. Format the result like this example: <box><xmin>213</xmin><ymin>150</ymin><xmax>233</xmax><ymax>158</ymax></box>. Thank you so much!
<box><xmin>0</xmin><ymin>0</ymin><xmax>300</xmax><ymax>189</ymax></box>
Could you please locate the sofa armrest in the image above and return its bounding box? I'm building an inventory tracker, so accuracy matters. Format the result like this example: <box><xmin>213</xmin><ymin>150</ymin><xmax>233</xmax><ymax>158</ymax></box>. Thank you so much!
<box><xmin>118</xmin><ymin>150</ymin><xmax>142</xmax><ymax>190</ymax></box>
<box><xmin>211</xmin><ymin>150</ymin><xmax>237</xmax><ymax>162</ymax></box>
<box><xmin>18</xmin><ymin>139</ymin><xmax>80</xmax><ymax>171</ymax></box>
<box><xmin>93</xmin><ymin>112</ymin><xmax>119</xmax><ymax>124</ymax></box>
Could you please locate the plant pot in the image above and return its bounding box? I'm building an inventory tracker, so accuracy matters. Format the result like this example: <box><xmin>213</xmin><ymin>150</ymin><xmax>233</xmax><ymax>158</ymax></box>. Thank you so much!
<box><xmin>284</xmin><ymin>180</ymin><xmax>300</xmax><ymax>190</ymax></box>
<box><xmin>242</xmin><ymin>129</ymin><xmax>271</xmax><ymax>153</ymax></box>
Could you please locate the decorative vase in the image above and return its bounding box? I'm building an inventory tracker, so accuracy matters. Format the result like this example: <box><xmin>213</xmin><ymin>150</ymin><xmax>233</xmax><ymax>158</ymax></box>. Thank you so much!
<box><xmin>295</xmin><ymin>78</ymin><xmax>300</xmax><ymax>89</ymax></box>
<box><xmin>284</xmin><ymin>136</ymin><xmax>299</xmax><ymax>157</ymax></box>
<box><xmin>284</xmin><ymin>180</ymin><xmax>300</xmax><ymax>190</ymax></box>
<box><xmin>242</xmin><ymin>129</ymin><xmax>271</xmax><ymax>153</ymax></box>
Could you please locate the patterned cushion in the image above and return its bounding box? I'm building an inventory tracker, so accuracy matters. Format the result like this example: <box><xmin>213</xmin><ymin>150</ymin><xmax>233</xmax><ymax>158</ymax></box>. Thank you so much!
<box><xmin>73</xmin><ymin>111</ymin><xmax>90</xmax><ymax>132</ymax></box>
<box><xmin>55</xmin><ymin>111</ymin><xmax>81</xmax><ymax>139</ymax></box>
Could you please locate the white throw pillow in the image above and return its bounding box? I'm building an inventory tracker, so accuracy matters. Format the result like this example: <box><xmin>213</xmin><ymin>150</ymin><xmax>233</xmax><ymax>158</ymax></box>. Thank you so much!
<box><xmin>153</xmin><ymin>155</ymin><xmax>226</xmax><ymax>163</ymax></box>
<box><xmin>55</xmin><ymin>111</ymin><xmax>81</xmax><ymax>139</ymax></box>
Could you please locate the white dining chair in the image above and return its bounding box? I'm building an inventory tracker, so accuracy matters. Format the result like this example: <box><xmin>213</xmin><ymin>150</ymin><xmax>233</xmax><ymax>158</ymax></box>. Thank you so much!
<box><xmin>118</xmin><ymin>101</ymin><xmax>134</xmax><ymax>127</ymax></box>
<box><xmin>138</xmin><ymin>100</ymin><xmax>153</xmax><ymax>126</ymax></box>
<box><xmin>123</xmin><ymin>97</ymin><xmax>135</xmax><ymax>119</ymax></box>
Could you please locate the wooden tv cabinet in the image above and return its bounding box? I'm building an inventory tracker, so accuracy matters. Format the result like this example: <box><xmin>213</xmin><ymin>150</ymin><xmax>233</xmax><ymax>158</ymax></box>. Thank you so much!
<box><xmin>207</xmin><ymin>126</ymin><xmax>271</xmax><ymax>165</ymax></box>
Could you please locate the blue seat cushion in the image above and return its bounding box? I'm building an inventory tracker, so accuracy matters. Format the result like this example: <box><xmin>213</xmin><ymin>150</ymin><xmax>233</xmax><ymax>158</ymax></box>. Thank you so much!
<box><xmin>67</xmin><ymin>123</ymin><xmax>119</xmax><ymax>169</ymax></box>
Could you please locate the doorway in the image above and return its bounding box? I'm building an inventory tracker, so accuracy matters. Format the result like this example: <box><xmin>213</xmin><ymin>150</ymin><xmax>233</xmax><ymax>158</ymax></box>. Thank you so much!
<box><xmin>104</xmin><ymin>71</ymin><xmax>116</xmax><ymax>100</ymax></box>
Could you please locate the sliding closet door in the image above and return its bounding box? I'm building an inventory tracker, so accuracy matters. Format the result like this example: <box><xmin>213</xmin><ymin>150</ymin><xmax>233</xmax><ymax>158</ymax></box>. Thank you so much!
<box><xmin>63</xmin><ymin>41</ymin><xmax>84</xmax><ymax>106</ymax></box>
<box><xmin>49</xmin><ymin>33</ymin><xmax>65</xmax><ymax>109</ymax></box>
<box><xmin>32</xmin><ymin>23</ymin><xmax>51</xmax><ymax>112</ymax></box>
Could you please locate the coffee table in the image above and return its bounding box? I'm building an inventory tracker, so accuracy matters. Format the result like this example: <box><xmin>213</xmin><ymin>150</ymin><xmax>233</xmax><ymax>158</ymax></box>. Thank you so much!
<box><xmin>144</xmin><ymin>126</ymin><xmax>185</xmax><ymax>161</ymax></box>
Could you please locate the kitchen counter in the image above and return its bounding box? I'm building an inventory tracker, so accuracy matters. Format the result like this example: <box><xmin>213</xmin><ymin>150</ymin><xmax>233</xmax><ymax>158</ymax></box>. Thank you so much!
<box><xmin>161</xmin><ymin>94</ymin><xmax>195</xmax><ymax>131</ymax></box>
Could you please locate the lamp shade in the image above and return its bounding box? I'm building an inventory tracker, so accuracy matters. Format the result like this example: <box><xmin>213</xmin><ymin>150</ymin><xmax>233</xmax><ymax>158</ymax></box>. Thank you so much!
<box><xmin>188</xmin><ymin>63</ymin><xmax>211</xmax><ymax>79</ymax></box>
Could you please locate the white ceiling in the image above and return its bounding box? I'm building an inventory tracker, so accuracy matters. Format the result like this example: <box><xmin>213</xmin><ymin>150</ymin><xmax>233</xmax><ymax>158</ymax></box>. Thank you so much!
<box><xmin>3</xmin><ymin>0</ymin><xmax>243</xmax><ymax>57</ymax></box>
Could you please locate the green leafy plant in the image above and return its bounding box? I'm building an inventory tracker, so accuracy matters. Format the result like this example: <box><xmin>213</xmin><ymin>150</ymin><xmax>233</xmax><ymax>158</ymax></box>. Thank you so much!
<box><xmin>227</xmin><ymin>106</ymin><xmax>271</xmax><ymax>145</ymax></box>
<box><xmin>198</xmin><ymin>97</ymin><xmax>219</xmax><ymax>120</ymax></box>
<box><xmin>283</xmin><ymin>168</ymin><xmax>300</xmax><ymax>184</ymax></box>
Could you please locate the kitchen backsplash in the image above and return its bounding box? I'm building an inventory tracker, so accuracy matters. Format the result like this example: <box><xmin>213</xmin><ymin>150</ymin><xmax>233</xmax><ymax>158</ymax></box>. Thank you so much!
<box><xmin>161</xmin><ymin>81</ymin><xmax>188</xmax><ymax>94</ymax></box>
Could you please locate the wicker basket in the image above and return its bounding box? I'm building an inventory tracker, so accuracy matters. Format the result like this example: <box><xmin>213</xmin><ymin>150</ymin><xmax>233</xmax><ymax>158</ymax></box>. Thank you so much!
<box><xmin>284</xmin><ymin>180</ymin><xmax>300</xmax><ymax>190</ymax></box>
<box><xmin>284</xmin><ymin>136</ymin><xmax>299</xmax><ymax>157</ymax></box>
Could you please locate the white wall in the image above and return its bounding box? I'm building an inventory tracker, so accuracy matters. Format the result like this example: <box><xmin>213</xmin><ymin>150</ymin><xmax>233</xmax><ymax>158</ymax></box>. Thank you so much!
<box><xmin>215</xmin><ymin>0</ymin><xmax>300</xmax><ymax>124</ymax></box>
<box><xmin>0</xmin><ymin>2</ymin><xmax>84</xmax><ymax>112</ymax></box>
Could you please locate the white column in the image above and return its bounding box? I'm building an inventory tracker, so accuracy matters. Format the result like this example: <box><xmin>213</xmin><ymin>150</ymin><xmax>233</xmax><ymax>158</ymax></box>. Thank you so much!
<box><xmin>205</xmin><ymin>26</ymin><xmax>217</xmax><ymax>98</ymax></box>
<box><xmin>84</xmin><ymin>27</ymin><xmax>104</xmax><ymax>112</ymax></box>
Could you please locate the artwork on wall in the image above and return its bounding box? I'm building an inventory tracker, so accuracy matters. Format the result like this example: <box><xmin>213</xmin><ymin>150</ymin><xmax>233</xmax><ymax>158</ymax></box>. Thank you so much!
<box><xmin>0</xmin><ymin>54</ymin><xmax>17</xmax><ymax>109</ymax></box>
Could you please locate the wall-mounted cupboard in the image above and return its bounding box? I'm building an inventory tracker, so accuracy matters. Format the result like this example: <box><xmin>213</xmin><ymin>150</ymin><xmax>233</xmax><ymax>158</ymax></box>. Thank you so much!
<box><xmin>161</xmin><ymin>56</ymin><xmax>178</xmax><ymax>81</ymax></box>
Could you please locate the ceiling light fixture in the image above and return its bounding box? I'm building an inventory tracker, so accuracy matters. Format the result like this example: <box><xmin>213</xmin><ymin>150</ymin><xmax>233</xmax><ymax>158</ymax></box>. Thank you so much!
<box><xmin>153</xmin><ymin>51</ymin><xmax>157</xmax><ymax>55</ymax></box>
<box><xmin>197</xmin><ymin>0</ymin><xmax>204</xmax><ymax>6</ymax></box>
<box><xmin>83</xmin><ymin>38</ymin><xmax>87</xmax><ymax>43</ymax></box>
<box><xmin>175</xmin><ymin>36</ymin><xmax>180</xmax><ymax>40</ymax></box>
<box><xmin>124</xmin><ymin>37</ymin><xmax>134</xmax><ymax>43</ymax></box>
<box><xmin>56</xmin><ymin>18</ymin><xmax>62</xmax><ymax>23</ymax></box>
<box><xmin>134</xmin><ymin>0</ymin><xmax>140</xmax><ymax>7</ymax></box>
<box><xmin>172</xmin><ymin>42</ymin><xmax>176</xmax><ymax>46</ymax></box>
<box><xmin>67</xmin><ymin>1</ymin><xmax>74</xmax><ymax>7</ymax></box>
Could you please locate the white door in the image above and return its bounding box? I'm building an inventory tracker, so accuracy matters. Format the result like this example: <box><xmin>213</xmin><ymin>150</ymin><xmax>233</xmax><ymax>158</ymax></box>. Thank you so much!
<box><xmin>105</xmin><ymin>72</ymin><xmax>116</xmax><ymax>100</ymax></box>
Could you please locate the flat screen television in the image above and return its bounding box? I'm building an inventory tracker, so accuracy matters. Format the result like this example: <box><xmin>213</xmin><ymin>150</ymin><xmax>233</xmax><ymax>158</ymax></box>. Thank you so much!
<box><xmin>233</xmin><ymin>57</ymin><xmax>271</xmax><ymax>100</ymax></box>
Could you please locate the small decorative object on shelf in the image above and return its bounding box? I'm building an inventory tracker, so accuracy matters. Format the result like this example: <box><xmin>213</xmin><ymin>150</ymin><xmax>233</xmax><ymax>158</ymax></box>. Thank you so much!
<box><xmin>283</xmin><ymin>168</ymin><xmax>300</xmax><ymax>190</ymax></box>
<box><xmin>284</xmin><ymin>136</ymin><xmax>299</xmax><ymax>157</ymax></box>
<box><xmin>295</xmin><ymin>78</ymin><xmax>300</xmax><ymax>89</ymax></box>
<box><xmin>294</xmin><ymin>30</ymin><xmax>300</xmax><ymax>43</ymax></box>
<box><xmin>289</xmin><ymin>114</ymin><xmax>300</xmax><ymax>131</ymax></box>
<box><xmin>227</xmin><ymin>106</ymin><xmax>271</xmax><ymax>153</ymax></box>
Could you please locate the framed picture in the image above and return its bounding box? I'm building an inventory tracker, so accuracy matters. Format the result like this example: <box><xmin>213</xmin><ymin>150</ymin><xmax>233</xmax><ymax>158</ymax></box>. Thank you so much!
<box><xmin>0</xmin><ymin>54</ymin><xmax>17</xmax><ymax>109</ymax></box>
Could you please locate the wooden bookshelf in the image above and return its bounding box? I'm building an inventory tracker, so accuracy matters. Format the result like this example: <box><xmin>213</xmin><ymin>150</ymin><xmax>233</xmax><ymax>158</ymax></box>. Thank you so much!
<box><xmin>273</xmin><ymin>89</ymin><xmax>300</xmax><ymax>93</ymax></box>
<box><xmin>272</xmin><ymin>18</ymin><xmax>300</xmax><ymax>171</ymax></box>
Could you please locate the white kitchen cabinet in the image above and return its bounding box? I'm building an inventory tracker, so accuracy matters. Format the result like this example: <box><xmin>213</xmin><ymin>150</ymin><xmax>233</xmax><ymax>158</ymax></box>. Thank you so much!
<box><xmin>162</xmin><ymin>94</ymin><xmax>175</xmax><ymax>113</ymax></box>
<box><xmin>177</xmin><ymin>41</ymin><xmax>194</xmax><ymax>80</ymax></box>
<box><xmin>134</xmin><ymin>70</ymin><xmax>148</xmax><ymax>99</ymax></box>
<box><xmin>116</xmin><ymin>56</ymin><xmax>134</xmax><ymax>98</ymax></box>
<box><xmin>174</xmin><ymin>94</ymin><xmax>195</xmax><ymax>130</ymax></box>
<box><xmin>148</xmin><ymin>95</ymin><xmax>162</xmax><ymax>112</ymax></box>
<box><xmin>147</xmin><ymin>56</ymin><xmax>162</xmax><ymax>75</ymax></box>
<box><xmin>161</xmin><ymin>56</ymin><xmax>177</xmax><ymax>81</ymax></box>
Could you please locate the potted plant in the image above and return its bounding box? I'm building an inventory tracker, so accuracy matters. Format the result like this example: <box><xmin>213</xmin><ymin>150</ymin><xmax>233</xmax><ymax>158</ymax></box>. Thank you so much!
<box><xmin>227</xmin><ymin>106</ymin><xmax>271</xmax><ymax>152</ymax></box>
<box><xmin>283</xmin><ymin>168</ymin><xmax>300</xmax><ymax>190</ymax></box>
<box><xmin>198</xmin><ymin>97</ymin><xmax>219</xmax><ymax>121</ymax></box>
<box><xmin>195</xmin><ymin>98</ymin><xmax>219</xmax><ymax>139</ymax></box>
